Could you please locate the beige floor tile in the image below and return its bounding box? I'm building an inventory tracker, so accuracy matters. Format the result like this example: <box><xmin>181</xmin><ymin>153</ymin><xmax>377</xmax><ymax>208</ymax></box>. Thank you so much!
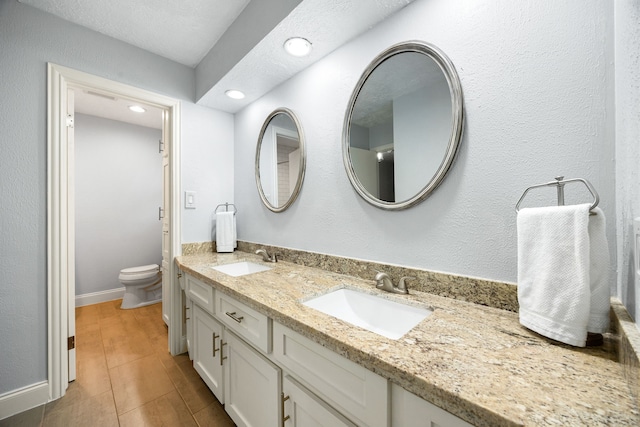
<box><xmin>102</xmin><ymin>320</ymin><xmax>154</xmax><ymax>368</ymax></box>
<box><xmin>97</xmin><ymin>300</ymin><xmax>123</xmax><ymax>323</ymax></box>
<box><xmin>42</xmin><ymin>389</ymin><xmax>118</xmax><ymax>427</ymax></box>
<box><xmin>76</xmin><ymin>349</ymin><xmax>111</xmax><ymax>397</ymax></box>
<box><xmin>118</xmin><ymin>390</ymin><xmax>198</xmax><ymax>427</ymax></box>
<box><xmin>75</xmin><ymin>305</ymin><xmax>100</xmax><ymax>331</ymax></box>
<box><xmin>0</xmin><ymin>405</ymin><xmax>43</xmax><ymax>427</ymax></box>
<box><xmin>109</xmin><ymin>354</ymin><xmax>175</xmax><ymax>415</ymax></box>
<box><xmin>193</xmin><ymin>400</ymin><xmax>236</xmax><ymax>427</ymax></box>
<box><xmin>167</xmin><ymin>360</ymin><xmax>218</xmax><ymax>414</ymax></box>
<box><xmin>135</xmin><ymin>311</ymin><xmax>168</xmax><ymax>340</ymax></box>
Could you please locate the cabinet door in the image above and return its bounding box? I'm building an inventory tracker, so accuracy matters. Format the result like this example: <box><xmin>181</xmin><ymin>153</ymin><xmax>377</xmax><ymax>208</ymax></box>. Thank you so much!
<box><xmin>223</xmin><ymin>330</ymin><xmax>281</xmax><ymax>427</ymax></box>
<box><xmin>193</xmin><ymin>304</ymin><xmax>225</xmax><ymax>403</ymax></box>
<box><xmin>283</xmin><ymin>375</ymin><xmax>357</xmax><ymax>427</ymax></box>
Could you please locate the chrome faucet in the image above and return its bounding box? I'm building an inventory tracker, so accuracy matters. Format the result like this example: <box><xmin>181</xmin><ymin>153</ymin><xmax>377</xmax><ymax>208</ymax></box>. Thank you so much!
<box><xmin>375</xmin><ymin>272</ymin><xmax>413</xmax><ymax>294</ymax></box>
<box><xmin>255</xmin><ymin>249</ymin><xmax>278</xmax><ymax>263</ymax></box>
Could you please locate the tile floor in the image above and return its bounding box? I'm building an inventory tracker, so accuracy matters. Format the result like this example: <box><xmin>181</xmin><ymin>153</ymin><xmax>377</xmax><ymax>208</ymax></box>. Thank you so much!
<box><xmin>1</xmin><ymin>300</ymin><xmax>235</xmax><ymax>427</ymax></box>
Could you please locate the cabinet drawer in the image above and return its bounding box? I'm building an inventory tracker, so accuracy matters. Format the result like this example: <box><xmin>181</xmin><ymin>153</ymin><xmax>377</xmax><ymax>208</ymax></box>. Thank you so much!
<box><xmin>216</xmin><ymin>292</ymin><xmax>271</xmax><ymax>353</ymax></box>
<box><xmin>391</xmin><ymin>383</ymin><xmax>473</xmax><ymax>427</ymax></box>
<box><xmin>186</xmin><ymin>274</ymin><xmax>215</xmax><ymax>315</ymax></box>
<box><xmin>273</xmin><ymin>323</ymin><xmax>389</xmax><ymax>427</ymax></box>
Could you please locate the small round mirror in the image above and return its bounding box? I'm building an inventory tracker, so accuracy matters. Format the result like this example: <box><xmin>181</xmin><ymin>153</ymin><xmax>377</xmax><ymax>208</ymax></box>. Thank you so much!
<box><xmin>343</xmin><ymin>41</ymin><xmax>464</xmax><ymax>210</ymax></box>
<box><xmin>255</xmin><ymin>108</ymin><xmax>306</xmax><ymax>212</ymax></box>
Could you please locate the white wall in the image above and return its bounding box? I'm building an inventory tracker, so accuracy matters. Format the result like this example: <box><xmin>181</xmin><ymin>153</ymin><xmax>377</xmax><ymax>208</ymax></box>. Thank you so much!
<box><xmin>180</xmin><ymin>102</ymin><xmax>235</xmax><ymax>243</ymax></box>
<box><xmin>0</xmin><ymin>0</ymin><xmax>232</xmax><ymax>397</ymax></box>
<box><xmin>235</xmin><ymin>0</ymin><xmax>615</xmax><ymax>288</ymax></box>
<box><xmin>615</xmin><ymin>0</ymin><xmax>640</xmax><ymax>323</ymax></box>
<box><xmin>75</xmin><ymin>114</ymin><xmax>162</xmax><ymax>296</ymax></box>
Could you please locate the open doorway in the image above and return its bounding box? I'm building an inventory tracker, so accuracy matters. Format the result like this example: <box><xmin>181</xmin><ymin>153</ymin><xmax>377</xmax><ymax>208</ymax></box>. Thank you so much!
<box><xmin>47</xmin><ymin>63</ymin><xmax>183</xmax><ymax>401</ymax></box>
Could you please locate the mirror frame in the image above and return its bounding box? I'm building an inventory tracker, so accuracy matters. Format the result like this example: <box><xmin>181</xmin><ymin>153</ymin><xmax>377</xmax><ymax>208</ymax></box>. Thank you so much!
<box><xmin>342</xmin><ymin>40</ymin><xmax>464</xmax><ymax>210</ymax></box>
<box><xmin>255</xmin><ymin>107</ymin><xmax>306</xmax><ymax>212</ymax></box>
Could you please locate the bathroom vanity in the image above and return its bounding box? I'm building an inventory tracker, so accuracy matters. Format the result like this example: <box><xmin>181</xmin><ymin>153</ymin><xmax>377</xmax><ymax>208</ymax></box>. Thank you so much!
<box><xmin>175</xmin><ymin>251</ymin><xmax>638</xmax><ymax>427</ymax></box>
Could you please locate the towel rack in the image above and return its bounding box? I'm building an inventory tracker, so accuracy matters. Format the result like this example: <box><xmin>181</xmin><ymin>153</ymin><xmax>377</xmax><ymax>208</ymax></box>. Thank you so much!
<box><xmin>515</xmin><ymin>176</ymin><xmax>599</xmax><ymax>213</ymax></box>
<box><xmin>215</xmin><ymin>202</ymin><xmax>237</xmax><ymax>215</ymax></box>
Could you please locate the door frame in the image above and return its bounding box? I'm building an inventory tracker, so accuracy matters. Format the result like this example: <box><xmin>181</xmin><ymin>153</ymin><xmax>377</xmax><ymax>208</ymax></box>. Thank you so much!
<box><xmin>47</xmin><ymin>63</ymin><xmax>183</xmax><ymax>400</ymax></box>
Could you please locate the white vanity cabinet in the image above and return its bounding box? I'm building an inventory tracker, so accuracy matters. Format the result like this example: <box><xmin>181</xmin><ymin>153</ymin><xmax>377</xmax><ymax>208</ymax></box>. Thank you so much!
<box><xmin>283</xmin><ymin>375</ymin><xmax>357</xmax><ymax>427</ymax></box>
<box><xmin>184</xmin><ymin>272</ymin><xmax>472</xmax><ymax>427</ymax></box>
<box><xmin>391</xmin><ymin>383</ymin><xmax>473</xmax><ymax>427</ymax></box>
<box><xmin>186</xmin><ymin>273</ymin><xmax>281</xmax><ymax>427</ymax></box>
<box><xmin>192</xmin><ymin>303</ymin><xmax>225</xmax><ymax>403</ymax></box>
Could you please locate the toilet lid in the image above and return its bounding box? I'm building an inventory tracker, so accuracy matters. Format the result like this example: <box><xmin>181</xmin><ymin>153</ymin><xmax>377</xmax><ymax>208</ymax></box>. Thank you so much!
<box><xmin>120</xmin><ymin>264</ymin><xmax>159</xmax><ymax>275</ymax></box>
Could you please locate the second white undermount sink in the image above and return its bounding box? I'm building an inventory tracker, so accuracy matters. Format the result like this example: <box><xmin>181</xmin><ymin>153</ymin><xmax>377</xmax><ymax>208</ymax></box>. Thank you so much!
<box><xmin>303</xmin><ymin>288</ymin><xmax>432</xmax><ymax>340</ymax></box>
<box><xmin>212</xmin><ymin>261</ymin><xmax>272</xmax><ymax>277</ymax></box>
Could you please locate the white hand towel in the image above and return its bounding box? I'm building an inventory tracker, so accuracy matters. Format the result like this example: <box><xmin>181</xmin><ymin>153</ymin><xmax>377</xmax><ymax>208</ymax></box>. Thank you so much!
<box><xmin>586</xmin><ymin>207</ymin><xmax>610</xmax><ymax>333</ymax></box>
<box><xmin>216</xmin><ymin>211</ymin><xmax>236</xmax><ymax>253</ymax></box>
<box><xmin>517</xmin><ymin>204</ymin><xmax>610</xmax><ymax>347</ymax></box>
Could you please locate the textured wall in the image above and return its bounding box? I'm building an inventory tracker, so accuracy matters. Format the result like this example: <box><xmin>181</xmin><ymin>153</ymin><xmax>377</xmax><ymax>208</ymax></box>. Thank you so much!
<box><xmin>234</xmin><ymin>0</ymin><xmax>615</xmax><ymax>286</ymax></box>
<box><xmin>615</xmin><ymin>0</ymin><xmax>640</xmax><ymax>323</ymax></box>
<box><xmin>181</xmin><ymin>102</ymin><xmax>235</xmax><ymax>243</ymax></box>
<box><xmin>0</xmin><ymin>0</ymin><xmax>226</xmax><ymax>396</ymax></box>
<box><xmin>75</xmin><ymin>114</ymin><xmax>162</xmax><ymax>296</ymax></box>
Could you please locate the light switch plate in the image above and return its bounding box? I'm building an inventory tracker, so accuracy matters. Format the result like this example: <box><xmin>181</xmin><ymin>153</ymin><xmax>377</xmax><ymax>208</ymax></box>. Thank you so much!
<box><xmin>185</xmin><ymin>191</ymin><xmax>196</xmax><ymax>209</ymax></box>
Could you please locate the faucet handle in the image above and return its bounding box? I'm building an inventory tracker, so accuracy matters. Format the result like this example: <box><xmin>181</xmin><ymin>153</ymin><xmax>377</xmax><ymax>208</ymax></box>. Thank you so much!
<box><xmin>374</xmin><ymin>271</ymin><xmax>389</xmax><ymax>281</ymax></box>
<box><xmin>397</xmin><ymin>276</ymin><xmax>415</xmax><ymax>293</ymax></box>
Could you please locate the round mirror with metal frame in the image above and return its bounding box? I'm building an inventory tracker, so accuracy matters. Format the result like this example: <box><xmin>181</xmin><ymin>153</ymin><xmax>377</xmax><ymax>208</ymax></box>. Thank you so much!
<box><xmin>342</xmin><ymin>41</ymin><xmax>464</xmax><ymax>210</ymax></box>
<box><xmin>255</xmin><ymin>108</ymin><xmax>306</xmax><ymax>212</ymax></box>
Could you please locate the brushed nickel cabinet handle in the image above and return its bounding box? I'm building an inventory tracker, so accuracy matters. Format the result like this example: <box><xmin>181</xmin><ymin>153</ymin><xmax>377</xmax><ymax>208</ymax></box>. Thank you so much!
<box><xmin>282</xmin><ymin>394</ymin><xmax>290</xmax><ymax>427</ymax></box>
<box><xmin>220</xmin><ymin>341</ymin><xmax>227</xmax><ymax>365</ymax></box>
<box><xmin>225</xmin><ymin>311</ymin><xmax>244</xmax><ymax>323</ymax></box>
<box><xmin>212</xmin><ymin>332</ymin><xmax>219</xmax><ymax>357</ymax></box>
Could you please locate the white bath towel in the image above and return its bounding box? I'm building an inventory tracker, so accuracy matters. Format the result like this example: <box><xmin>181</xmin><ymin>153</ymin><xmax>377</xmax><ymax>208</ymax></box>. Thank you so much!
<box><xmin>517</xmin><ymin>204</ymin><xmax>610</xmax><ymax>347</ymax></box>
<box><xmin>216</xmin><ymin>211</ymin><xmax>236</xmax><ymax>253</ymax></box>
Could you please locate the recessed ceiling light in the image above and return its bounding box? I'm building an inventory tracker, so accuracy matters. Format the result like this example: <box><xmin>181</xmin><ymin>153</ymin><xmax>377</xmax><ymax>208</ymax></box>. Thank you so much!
<box><xmin>128</xmin><ymin>105</ymin><xmax>146</xmax><ymax>113</ymax></box>
<box><xmin>284</xmin><ymin>37</ymin><xmax>312</xmax><ymax>57</ymax></box>
<box><xmin>225</xmin><ymin>90</ymin><xmax>245</xmax><ymax>100</ymax></box>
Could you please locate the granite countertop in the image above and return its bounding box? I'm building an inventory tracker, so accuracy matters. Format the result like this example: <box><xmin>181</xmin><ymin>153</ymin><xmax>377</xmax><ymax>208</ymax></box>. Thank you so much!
<box><xmin>175</xmin><ymin>251</ymin><xmax>638</xmax><ymax>427</ymax></box>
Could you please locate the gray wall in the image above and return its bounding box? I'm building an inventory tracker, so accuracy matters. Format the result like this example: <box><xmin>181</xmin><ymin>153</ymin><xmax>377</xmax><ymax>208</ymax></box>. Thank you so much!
<box><xmin>0</xmin><ymin>0</ymin><xmax>233</xmax><ymax>396</ymax></box>
<box><xmin>75</xmin><ymin>114</ymin><xmax>162</xmax><ymax>296</ymax></box>
<box><xmin>615</xmin><ymin>0</ymin><xmax>640</xmax><ymax>322</ymax></box>
<box><xmin>235</xmin><ymin>0</ymin><xmax>616</xmax><ymax>288</ymax></box>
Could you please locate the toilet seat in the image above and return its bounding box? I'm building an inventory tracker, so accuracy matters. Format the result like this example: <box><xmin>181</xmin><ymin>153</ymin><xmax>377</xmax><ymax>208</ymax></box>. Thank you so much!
<box><xmin>119</xmin><ymin>264</ymin><xmax>160</xmax><ymax>282</ymax></box>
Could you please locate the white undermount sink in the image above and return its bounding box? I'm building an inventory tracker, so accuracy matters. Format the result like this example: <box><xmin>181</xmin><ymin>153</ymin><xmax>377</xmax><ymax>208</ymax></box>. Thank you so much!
<box><xmin>212</xmin><ymin>261</ymin><xmax>272</xmax><ymax>277</ymax></box>
<box><xmin>303</xmin><ymin>288</ymin><xmax>432</xmax><ymax>340</ymax></box>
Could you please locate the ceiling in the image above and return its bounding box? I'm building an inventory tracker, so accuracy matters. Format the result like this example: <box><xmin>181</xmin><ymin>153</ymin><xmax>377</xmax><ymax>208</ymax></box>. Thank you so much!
<box><xmin>19</xmin><ymin>0</ymin><xmax>416</xmax><ymax>125</ymax></box>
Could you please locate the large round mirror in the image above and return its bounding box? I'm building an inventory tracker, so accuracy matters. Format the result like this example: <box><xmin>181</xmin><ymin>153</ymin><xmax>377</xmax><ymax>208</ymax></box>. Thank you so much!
<box><xmin>256</xmin><ymin>108</ymin><xmax>306</xmax><ymax>212</ymax></box>
<box><xmin>343</xmin><ymin>41</ymin><xmax>464</xmax><ymax>210</ymax></box>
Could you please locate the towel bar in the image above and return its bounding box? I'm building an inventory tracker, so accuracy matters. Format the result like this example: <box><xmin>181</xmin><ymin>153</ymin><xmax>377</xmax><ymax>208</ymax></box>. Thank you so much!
<box><xmin>515</xmin><ymin>176</ymin><xmax>599</xmax><ymax>213</ymax></box>
<box><xmin>215</xmin><ymin>202</ymin><xmax>237</xmax><ymax>215</ymax></box>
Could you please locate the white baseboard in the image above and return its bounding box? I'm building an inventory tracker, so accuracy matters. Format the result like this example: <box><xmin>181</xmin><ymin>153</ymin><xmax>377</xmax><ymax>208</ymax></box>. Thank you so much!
<box><xmin>0</xmin><ymin>381</ymin><xmax>48</xmax><ymax>421</ymax></box>
<box><xmin>75</xmin><ymin>287</ymin><xmax>125</xmax><ymax>307</ymax></box>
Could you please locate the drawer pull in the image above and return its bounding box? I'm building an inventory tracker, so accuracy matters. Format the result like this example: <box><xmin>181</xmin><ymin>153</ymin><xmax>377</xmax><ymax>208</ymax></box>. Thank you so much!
<box><xmin>225</xmin><ymin>311</ymin><xmax>244</xmax><ymax>323</ymax></box>
<box><xmin>212</xmin><ymin>332</ymin><xmax>219</xmax><ymax>357</ymax></box>
<box><xmin>220</xmin><ymin>341</ymin><xmax>227</xmax><ymax>365</ymax></box>
<box><xmin>282</xmin><ymin>394</ymin><xmax>290</xmax><ymax>427</ymax></box>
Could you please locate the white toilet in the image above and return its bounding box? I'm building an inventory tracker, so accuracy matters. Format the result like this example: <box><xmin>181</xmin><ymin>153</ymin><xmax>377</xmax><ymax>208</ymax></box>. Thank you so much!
<box><xmin>119</xmin><ymin>264</ymin><xmax>162</xmax><ymax>309</ymax></box>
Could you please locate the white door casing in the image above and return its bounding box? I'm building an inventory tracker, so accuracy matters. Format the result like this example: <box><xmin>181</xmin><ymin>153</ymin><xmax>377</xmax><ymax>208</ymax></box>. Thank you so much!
<box><xmin>66</xmin><ymin>88</ymin><xmax>76</xmax><ymax>383</ymax></box>
<box><xmin>47</xmin><ymin>63</ymin><xmax>183</xmax><ymax>401</ymax></box>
